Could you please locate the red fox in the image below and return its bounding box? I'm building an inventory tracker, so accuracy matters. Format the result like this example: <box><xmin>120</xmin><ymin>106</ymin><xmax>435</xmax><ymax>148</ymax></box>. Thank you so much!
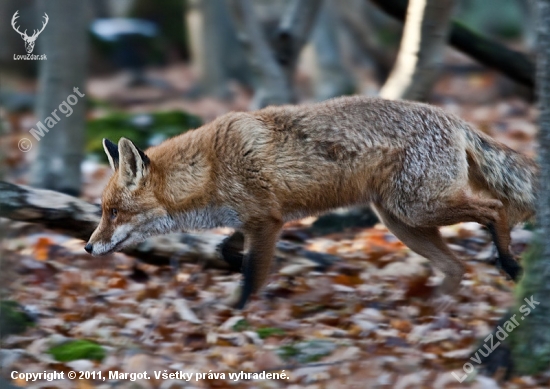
<box><xmin>85</xmin><ymin>96</ymin><xmax>538</xmax><ymax>308</ymax></box>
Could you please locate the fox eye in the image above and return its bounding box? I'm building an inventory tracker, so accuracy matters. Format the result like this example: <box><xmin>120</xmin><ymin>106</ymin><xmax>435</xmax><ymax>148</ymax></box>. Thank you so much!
<box><xmin>110</xmin><ymin>208</ymin><xmax>118</xmax><ymax>219</ymax></box>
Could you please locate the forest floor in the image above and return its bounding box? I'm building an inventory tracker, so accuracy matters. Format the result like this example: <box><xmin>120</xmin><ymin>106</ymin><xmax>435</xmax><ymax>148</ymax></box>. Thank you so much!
<box><xmin>1</xmin><ymin>50</ymin><xmax>546</xmax><ymax>388</ymax></box>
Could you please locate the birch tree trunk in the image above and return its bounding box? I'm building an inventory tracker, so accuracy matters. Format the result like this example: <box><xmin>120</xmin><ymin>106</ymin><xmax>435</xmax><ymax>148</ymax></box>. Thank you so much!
<box><xmin>380</xmin><ymin>0</ymin><xmax>455</xmax><ymax>101</ymax></box>
<box><xmin>30</xmin><ymin>0</ymin><xmax>88</xmax><ymax>196</ymax></box>
<box><xmin>509</xmin><ymin>0</ymin><xmax>550</xmax><ymax>375</ymax></box>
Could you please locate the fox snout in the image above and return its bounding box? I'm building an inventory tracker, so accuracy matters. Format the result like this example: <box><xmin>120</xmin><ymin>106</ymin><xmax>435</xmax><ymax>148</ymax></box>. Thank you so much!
<box><xmin>84</xmin><ymin>234</ymin><xmax>117</xmax><ymax>256</ymax></box>
<box><xmin>83</xmin><ymin>240</ymin><xmax>111</xmax><ymax>256</ymax></box>
<box><xmin>83</xmin><ymin>239</ymin><xmax>119</xmax><ymax>256</ymax></box>
<box><xmin>85</xmin><ymin>227</ymin><xmax>132</xmax><ymax>256</ymax></box>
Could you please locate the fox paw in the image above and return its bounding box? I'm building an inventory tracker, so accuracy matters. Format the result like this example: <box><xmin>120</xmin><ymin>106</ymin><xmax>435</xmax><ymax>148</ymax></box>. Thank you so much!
<box><xmin>496</xmin><ymin>255</ymin><xmax>523</xmax><ymax>282</ymax></box>
<box><xmin>223</xmin><ymin>286</ymin><xmax>242</xmax><ymax>309</ymax></box>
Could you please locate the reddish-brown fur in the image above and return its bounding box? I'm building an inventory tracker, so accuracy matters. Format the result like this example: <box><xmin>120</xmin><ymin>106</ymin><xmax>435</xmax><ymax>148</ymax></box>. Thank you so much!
<box><xmin>87</xmin><ymin>96</ymin><xmax>538</xmax><ymax>308</ymax></box>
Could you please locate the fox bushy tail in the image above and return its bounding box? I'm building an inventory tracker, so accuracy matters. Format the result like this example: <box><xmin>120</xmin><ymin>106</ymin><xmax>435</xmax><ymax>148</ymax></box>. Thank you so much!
<box><xmin>463</xmin><ymin>124</ymin><xmax>538</xmax><ymax>226</ymax></box>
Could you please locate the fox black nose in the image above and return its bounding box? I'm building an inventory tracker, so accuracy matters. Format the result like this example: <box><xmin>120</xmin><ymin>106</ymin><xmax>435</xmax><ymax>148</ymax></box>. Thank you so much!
<box><xmin>84</xmin><ymin>243</ymin><xmax>93</xmax><ymax>254</ymax></box>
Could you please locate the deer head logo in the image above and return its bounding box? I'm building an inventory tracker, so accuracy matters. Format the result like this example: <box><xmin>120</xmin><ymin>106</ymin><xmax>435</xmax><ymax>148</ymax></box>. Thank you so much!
<box><xmin>11</xmin><ymin>10</ymin><xmax>49</xmax><ymax>54</ymax></box>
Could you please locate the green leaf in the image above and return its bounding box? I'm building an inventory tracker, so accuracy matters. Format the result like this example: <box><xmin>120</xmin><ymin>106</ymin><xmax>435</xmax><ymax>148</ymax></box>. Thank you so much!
<box><xmin>232</xmin><ymin>319</ymin><xmax>250</xmax><ymax>332</ymax></box>
<box><xmin>256</xmin><ymin>327</ymin><xmax>286</xmax><ymax>339</ymax></box>
<box><xmin>48</xmin><ymin>340</ymin><xmax>106</xmax><ymax>362</ymax></box>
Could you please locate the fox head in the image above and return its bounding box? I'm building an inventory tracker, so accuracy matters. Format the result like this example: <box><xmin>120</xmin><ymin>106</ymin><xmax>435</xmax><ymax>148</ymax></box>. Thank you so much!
<box><xmin>85</xmin><ymin>138</ymin><xmax>173</xmax><ymax>256</ymax></box>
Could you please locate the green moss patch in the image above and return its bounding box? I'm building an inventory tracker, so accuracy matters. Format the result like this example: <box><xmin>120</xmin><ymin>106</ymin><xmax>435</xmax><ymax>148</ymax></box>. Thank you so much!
<box><xmin>256</xmin><ymin>327</ymin><xmax>286</xmax><ymax>339</ymax></box>
<box><xmin>87</xmin><ymin>110</ymin><xmax>202</xmax><ymax>162</ymax></box>
<box><xmin>48</xmin><ymin>340</ymin><xmax>106</xmax><ymax>362</ymax></box>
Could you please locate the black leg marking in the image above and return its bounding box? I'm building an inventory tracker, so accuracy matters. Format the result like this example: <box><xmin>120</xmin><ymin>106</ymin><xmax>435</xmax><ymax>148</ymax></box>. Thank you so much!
<box><xmin>218</xmin><ymin>231</ymin><xmax>245</xmax><ymax>272</ymax></box>
<box><xmin>487</xmin><ymin>224</ymin><xmax>523</xmax><ymax>282</ymax></box>
<box><xmin>236</xmin><ymin>254</ymin><xmax>254</xmax><ymax>309</ymax></box>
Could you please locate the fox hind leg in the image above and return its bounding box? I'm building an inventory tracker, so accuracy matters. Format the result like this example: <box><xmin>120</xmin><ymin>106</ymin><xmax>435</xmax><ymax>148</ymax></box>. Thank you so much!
<box><xmin>397</xmin><ymin>190</ymin><xmax>521</xmax><ymax>282</ymax></box>
<box><xmin>371</xmin><ymin>204</ymin><xmax>465</xmax><ymax>296</ymax></box>
<box><xmin>405</xmin><ymin>194</ymin><xmax>503</xmax><ymax>228</ymax></box>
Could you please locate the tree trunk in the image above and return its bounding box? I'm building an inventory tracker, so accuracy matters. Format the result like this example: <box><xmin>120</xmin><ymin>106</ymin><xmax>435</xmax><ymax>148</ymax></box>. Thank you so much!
<box><xmin>312</xmin><ymin>0</ymin><xmax>356</xmax><ymax>101</ymax></box>
<box><xmin>276</xmin><ymin>0</ymin><xmax>322</xmax><ymax>85</ymax></box>
<box><xmin>187</xmin><ymin>0</ymin><xmax>251</xmax><ymax>98</ymax></box>
<box><xmin>338</xmin><ymin>0</ymin><xmax>396</xmax><ymax>84</ymax></box>
<box><xmin>192</xmin><ymin>0</ymin><xmax>231</xmax><ymax>98</ymax></box>
<box><xmin>30</xmin><ymin>0</ymin><xmax>88</xmax><ymax>196</ymax></box>
<box><xmin>509</xmin><ymin>0</ymin><xmax>550</xmax><ymax>375</ymax></box>
<box><xmin>228</xmin><ymin>0</ymin><xmax>291</xmax><ymax>108</ymax></box>
<box><xmin>380</xmin><ymin>0</ymin><xmax>455</xmax><ymax>101</ymax></box>
<box><xmin>228</xmin><ymin>0</ymin><xmax>321</xmax><ymax>109</ymax></box>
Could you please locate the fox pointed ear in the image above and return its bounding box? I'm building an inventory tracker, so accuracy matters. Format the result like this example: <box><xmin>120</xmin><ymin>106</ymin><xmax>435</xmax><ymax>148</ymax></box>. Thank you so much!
<box><xmin>117</xmin><ymin>138</ymin><xmax>150</xmax><ymax>189</ymax></box>
<box><xmin>102</xmin><ymin>138</ymin><xmax>119</xmax><ymax>170</ymax></box>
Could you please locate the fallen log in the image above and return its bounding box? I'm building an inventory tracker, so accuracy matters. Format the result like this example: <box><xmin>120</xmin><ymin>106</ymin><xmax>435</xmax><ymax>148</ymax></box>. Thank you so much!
<box><xmin>0</xmin><ymin>181</ymin><xmax>339</xmax><ymax>270</ymax></box>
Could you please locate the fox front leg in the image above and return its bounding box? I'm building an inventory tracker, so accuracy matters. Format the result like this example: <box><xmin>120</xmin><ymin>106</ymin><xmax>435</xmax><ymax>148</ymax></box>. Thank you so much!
<box><xmin>234</xmin><ymin>218</ymin><xmax>283</xmax><ymax>309</ymax></box>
